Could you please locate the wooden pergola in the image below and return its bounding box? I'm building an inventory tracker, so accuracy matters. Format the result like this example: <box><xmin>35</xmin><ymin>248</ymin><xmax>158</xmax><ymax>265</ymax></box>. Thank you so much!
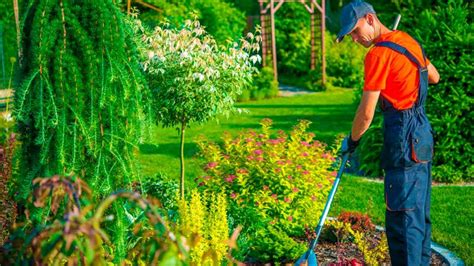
<box><xmin>258</xmin><ymin>0</ymin><xmax>326</xmax><ymax>85</ymax></box>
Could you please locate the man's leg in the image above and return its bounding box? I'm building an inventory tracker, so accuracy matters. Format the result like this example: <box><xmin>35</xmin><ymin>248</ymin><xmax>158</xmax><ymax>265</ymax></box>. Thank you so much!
<box><xmin>385</xmin><ymin>164</ymin><xmax>429</xmax><ymax>265</ymax></box>
<box><xmin>421</xmin><ymin>162</ymin><xmax>432</xmax><ymax>265</ymax></box>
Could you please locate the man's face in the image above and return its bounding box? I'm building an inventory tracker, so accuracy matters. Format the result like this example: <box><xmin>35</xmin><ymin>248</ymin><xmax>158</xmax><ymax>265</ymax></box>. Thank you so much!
<box><xmin>349</xmin><ymin>15</ymin><xmax>376</xmax><ymax>48</ymax></box>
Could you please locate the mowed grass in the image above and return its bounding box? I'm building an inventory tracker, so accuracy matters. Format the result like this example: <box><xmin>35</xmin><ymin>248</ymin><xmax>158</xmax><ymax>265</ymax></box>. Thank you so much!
<box><xmin>136</xmin><ymin>88</ymin><xmax>355</xmax><ymax>179</ymax></box>
<box><xmin>136</xmin><ymin>88</ymin><xmax>473</xmax><ymax>264</ymax></box>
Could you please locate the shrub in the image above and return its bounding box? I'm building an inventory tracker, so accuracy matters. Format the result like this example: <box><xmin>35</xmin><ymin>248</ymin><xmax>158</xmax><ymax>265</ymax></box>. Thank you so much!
<box><xmin>239</xmin><ymin>66</ymin><xmax>279</xmax><ymax>102</ymax></box>
<box><xmin>196</xmin><ymin>118</ymin><xmax>337</xmax><ymax>262</ymax></box>
<box><xmin>177</xmin><ymin>189</ymin><xmax>229</xmax><ymax>265</ymax></box>
<box><xmin>337</xmin><ymin>211</ymin><xmax>375</xmax><ymax>233</ymax></box>
<box><xmin>412</xmin><ymin>0</ymin><xmax>473</xmax><ymax>182</ymax></box>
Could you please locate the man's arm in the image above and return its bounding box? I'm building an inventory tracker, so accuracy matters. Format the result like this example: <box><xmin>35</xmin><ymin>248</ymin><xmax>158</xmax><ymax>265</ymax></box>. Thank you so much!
<box><xmin>351</xmin><ymin>90</ymin><xmax>381</xmax><ymax>141</ymax></box>
<box><xmin>427</xmin><ymin>63</ymin><xmax>440</xmax><ymax>84</ymax></box>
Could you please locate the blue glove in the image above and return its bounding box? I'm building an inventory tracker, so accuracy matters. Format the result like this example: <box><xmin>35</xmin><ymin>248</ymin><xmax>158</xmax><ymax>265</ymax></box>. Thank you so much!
<box><xmin>341</xmin><ymin>134</ymin><xmax>359</xmax><ymax>155</ymax></box>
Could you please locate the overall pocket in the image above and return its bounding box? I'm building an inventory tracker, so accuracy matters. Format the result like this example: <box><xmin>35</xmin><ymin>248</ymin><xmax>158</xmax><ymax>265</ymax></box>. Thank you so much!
<box><xmin>410</xmin><ymin>119</ymin><xmax>433</xmax><ymax>163</ymax></box>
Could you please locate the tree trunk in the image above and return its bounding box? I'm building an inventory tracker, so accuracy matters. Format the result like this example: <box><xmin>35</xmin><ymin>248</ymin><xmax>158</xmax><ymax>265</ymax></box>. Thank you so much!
<box><xmin>180</xmin><ymin>118</ymin><xmax>186</xmax><ymax>199</ymax></box>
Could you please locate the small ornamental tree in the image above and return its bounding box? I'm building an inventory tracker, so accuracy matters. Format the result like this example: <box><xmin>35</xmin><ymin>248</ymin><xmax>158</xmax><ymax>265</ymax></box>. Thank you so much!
<box><xmin>135</xmin><ymin>19</ymin><xmax>261</xmax><ymax>198</ymax></box>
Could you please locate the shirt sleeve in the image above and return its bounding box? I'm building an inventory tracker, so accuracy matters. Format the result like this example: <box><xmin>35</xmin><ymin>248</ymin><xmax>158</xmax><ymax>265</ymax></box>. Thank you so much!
<box><xmin>364</xmin><ymin>52</ymin><xmax>390</xmax><ymax>91</ymax></box>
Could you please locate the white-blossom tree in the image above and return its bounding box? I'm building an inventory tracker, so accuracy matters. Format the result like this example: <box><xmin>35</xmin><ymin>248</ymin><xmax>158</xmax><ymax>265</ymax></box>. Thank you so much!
<box><xmin>136</xmin><ymin>19</ymin><xmax>261</xmax><ymax>198</ymax></box>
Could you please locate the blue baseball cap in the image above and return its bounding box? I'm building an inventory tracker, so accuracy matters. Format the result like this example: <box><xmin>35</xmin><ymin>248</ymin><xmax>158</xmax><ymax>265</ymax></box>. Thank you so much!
<box><xmin>336</xmin><ymin>0</ymin><xmax>376</xmax><ymax>43</ymax></box>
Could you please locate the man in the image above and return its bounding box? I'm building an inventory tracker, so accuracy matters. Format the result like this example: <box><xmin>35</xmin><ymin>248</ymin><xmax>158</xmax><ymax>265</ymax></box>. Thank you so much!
<box><xmin>338</xmin><ymin>1</ymin><xmax>440</xmax><ymax>265</ymax></box>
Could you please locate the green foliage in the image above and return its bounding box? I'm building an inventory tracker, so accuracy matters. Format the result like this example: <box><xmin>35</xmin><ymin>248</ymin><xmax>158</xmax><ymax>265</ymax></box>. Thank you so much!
<box><xmin>326</xmin><ymin>31</ymin><xmax>367</xmax><ymax>90</ymax></box>
<box><xmin>247</xmin><ymin>225</ymin><xmax>307</xmax><ymax>263</ymax></box>
<box><xmin>0</xmin><ymin>1</ymin><xmax>18</xmax><ymax>88</ymax></box>
<box><xmin>14</xmin><ymin>0</ymin><xmax>150</xmax><ymax>204</ymax></box>
<box><xmin>239</xmin><ymin>66</ymin><xmax>279</xmax><ymax>101</ymax></box>
<box><xmin>196</xmin><ymin>119</ymin><xmax>338</xmax><ymax>262</ymax></box>
<box><xmin>411</xmin><ymin>0</ymin><xmax>473</xmax><ymax>182</ymax></box>
<box><xmin>132</xmin><ymin>0</ymin><xmax>246</xmax><ymax>44</ymax></box>
<box><xmin>177</xmin><ymin>189</ymin><xmax>229</xmax><ymax>265</ymax></box>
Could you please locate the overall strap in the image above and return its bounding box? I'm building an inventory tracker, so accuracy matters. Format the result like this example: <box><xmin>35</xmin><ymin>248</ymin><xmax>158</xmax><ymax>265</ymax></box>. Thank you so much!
<box><xmin>375</xmin><ymin>41</ymin><xmax>426</xmax><ymax>69</ymax></box>
<box><xmin>375</xmin><ymin>41</ymin><xmax>429</xmax><ymax>109</ymax></box>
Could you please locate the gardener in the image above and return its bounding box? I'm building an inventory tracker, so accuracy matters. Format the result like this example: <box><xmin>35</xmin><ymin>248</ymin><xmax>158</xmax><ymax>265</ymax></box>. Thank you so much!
<box><xmin>337</xmin><ymin>1</ymin><xmax>440</xmax><ymax>265</ymax></box>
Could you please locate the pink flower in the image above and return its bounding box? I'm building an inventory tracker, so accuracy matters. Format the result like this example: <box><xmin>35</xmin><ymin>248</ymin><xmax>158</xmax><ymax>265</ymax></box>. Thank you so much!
<box><xmin>302</xmin><ymin>170</ymin><xmax>310</xmax><ymax>175</ymax></box>
<box><xmin>311</xmin><ymin>195</ymin><xmax>317</xmax><ymax>201</ymax></box>
<box><xmin>277</xmin><ymin>160</ymin><xmax>285</xmax><ymax>165</ymax></box>
<box><xmin>297</xmin><ymin>165</ymin><xmax>303</xmax><ymax>169</ymax></box>
<box><xmin>288</xmin><ymin>216</ymin><xmax>293</xmax><ymax>221</ymax></box>
<box><xmin>247</xmin><ymin>155</ymin><xmax>255</xmax><ymax>161</ymax></box>
<box><xmin>322</xmin><ymin>153</ymin><xmax>329</xmax><ymax>159</ymax></box>
<box><xmin>287</xmin><ymin>175</ymin><xmax>293</xmax><ymax>180</ymax></box>
<box><xmin>223</xmin><ymin>155</ymin><xmax>230</xmax><ymax>160</ymax></box>
<box><xmin>225</xmin><ymin>174</ymin><xmax>236</xmax><ymax>183</ymax></box>
<box><xmin>203</xmin><ymin>175</ymin><xmax>211</xmax><ymax>180</ymax></box>
<box><xmin>259</xmin><ymin>134</ymin><xmax>265</xmax><ymax>138</ymax></box>
<box><xmin>331</xmin><ymin>171</ymin><xmax>337</xmax><ymax>177</ymax></box>
<box><xmin>263</xmin><ymin>185</ymin><xmax>269</xmax><ymax>191</ymax></box>
<box><xmin>230</xmin><ymin>192</ymin><xmax>237</xmax><ymax>199</ymax></box>
<box><xmin>277</xmin><ymin>137</ymin><xmax>285</xmax><ymax>143</ymax></box>
<box><xmin>286</xmin><ymin>159</ymin><xmax>293</xmax><ymax>164</ymax></box>
<box><xmin>308</xmin><ymin>133</ymin><xmax>315</xmax><ymax>138</ymax></box>
<box><xmin>256</xmin><ymin>157</ymin><xmax>264</xmax><ymax>162</ymax></box>
<box><xmin>300</xmin><ymin>141</ymin><xmax>310</xmax><ymax>147</ymax></box>
<box><xmin>254</xmin><ymin>149</ymin><xmax>263</xmax><ymax>155</ymax></box>
<box><xmin>271</xmin><ymin>194</ymin><xmax>278</xmax><ymax>200</ymax></box>
<box><xmin>301</xmin><ymin>152</ymin><xmax>309</xmax><ymax>157</ymax></box>
<box><xmin>268</xmin><ymin>139</ymin><xmax>280</xmax><ymax>145</ymax></box>
<box><xmin>317</xmin><ymin>183</ymin><xmax>323</xmax><ymax>189</ymax></box>
<box><xmin>284</xmin><ymin>197</ymin><xmax>291</xmax><ymax>203</ymax></box>
<box><xmin>275</xmin><ymin>168</ymin><xmax>281</xmax><ymax>173</ymax></box>
<box><xmin>256</xmin><ymin>142</ymin><xmax>263</xmax><ymax>146</ymax></box>
<box><xmin>206</xmin><ymin>162</ymin><xmax>218</xmax><ymax>169</ymax></box>
<box><xmin>245</xmin><ymin>138</ymin><xmax>254</xmax><ymax>143</ymax></box>
<box><xmin>292</xmin><ymin>187</ymin><xmax>299</xmax><ymax>193</ymax></box>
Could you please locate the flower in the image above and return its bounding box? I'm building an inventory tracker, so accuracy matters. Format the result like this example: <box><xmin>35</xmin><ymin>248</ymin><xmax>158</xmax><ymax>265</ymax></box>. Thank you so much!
<box><xmin>230</xmin><ymin>192</ymin><xmax>237</xmax><ymax>199</ymax></box>
<box><xmin>331</xmin><ymin>171</ymin><xmax>337</xmax><ymax>177</ymax></box>
<box><xmin>254</xmin><ymin>149</ymin><xmax>263</xmax><ymax>155</ymax></box>
<box><xmin>206</xmin><ymin>162</ymin><xmax>218</xmax><ymax>169</ymax></box>
<box><xmin>288</xmin><ymin>216</ymin><xmax>293</xmax><ymax>221</ymax></box>
<box><xmin>225</xmin><ymin>174</ymin><xmax>237</xmax><ymax>183</ymax></box>
<box><xmin>256</xmin><ymin>157</ymin><xmax>263</xmax><ymax>162</ymax></box>
<box><xmin>311</xmin><ymin>195</ymin><xmax>317</xmax><ymax>201</ymax></box>
<box><xmin>284</xmin><ymin>197</ymin><xmax>291</xmax><ymax>203</ymax></box>
<box><xmin>263</xmin><ymin>185</ymin><xmax>269</xmax><ymax>191</ymax></box>
<box><xmin>287</xmin><ymin>175</ymin><xmax>292</xmax><ymax>180</ymax></box>
<box><xmin>302</xmin><ymin>170</ymin><xmax>310</xmax><ymax>175</ymax></box>
<box><xmin>301</xmin><ymin>152</ymin><xmax>309</xmax><ymax>157</ymax></box>
<box><xmin>292</xmin><ymin>187</ymin><xmax>299</xmax><ymax>193</ymax></box>
<box><xmin>271</xmin><ymin>194</ymin><xmax>278</xmax><ymax>200</ymax></box>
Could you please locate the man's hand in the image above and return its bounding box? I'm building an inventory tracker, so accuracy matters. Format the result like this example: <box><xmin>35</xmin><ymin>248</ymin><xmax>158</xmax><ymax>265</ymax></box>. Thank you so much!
<box><xmin>341</xmin><ymin>134</ymin><xmax>359</xmax><ymax>155</ymax></box>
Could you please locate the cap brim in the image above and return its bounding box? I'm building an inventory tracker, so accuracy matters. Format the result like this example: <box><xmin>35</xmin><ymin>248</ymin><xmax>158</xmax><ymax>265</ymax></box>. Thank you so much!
<box><xmin>336</xmin><ymin>21</ymin><xmax>357</xmax><ymax>43</ymax></box>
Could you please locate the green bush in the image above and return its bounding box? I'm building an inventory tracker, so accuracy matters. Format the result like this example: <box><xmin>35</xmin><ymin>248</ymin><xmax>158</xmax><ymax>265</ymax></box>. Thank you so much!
<box><xmin>196</xmin><ymin>119</ymin><xmax>337</xmax><ymax>262</ymax></box>
<box><xmin>412</xmin><ymin>0</ymin><xmax>473</xmax><ymax>182</ymax></box>
<box><xmin>239</xmin><ymin>66</ymin><xmax>279</xmax><ymax>101</ymax></box>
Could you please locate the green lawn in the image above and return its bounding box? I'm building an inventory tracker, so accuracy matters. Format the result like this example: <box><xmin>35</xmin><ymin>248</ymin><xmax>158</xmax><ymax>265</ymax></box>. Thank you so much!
<box><xmin>136</xmin><ymin>88</ymin><xmax>473</xmax><ymax>264</ymax></box>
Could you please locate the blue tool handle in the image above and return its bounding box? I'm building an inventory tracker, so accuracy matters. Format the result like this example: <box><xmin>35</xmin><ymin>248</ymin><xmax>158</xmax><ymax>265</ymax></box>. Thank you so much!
<box><xmin>307</xmin><ymin>153</ymin><xmax>349</xmax><ymax>251</ymax></box>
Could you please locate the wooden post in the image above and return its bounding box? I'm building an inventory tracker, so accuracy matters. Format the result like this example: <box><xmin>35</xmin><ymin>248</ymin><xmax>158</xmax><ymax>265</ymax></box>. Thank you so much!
<box><xmin>270</xmin><ymin>0</ymin><xmax>278</xmax><ymax>80</ymax></box>
<box><xmin>259</xmin><ymin>1</ymin><xmax>267</xmax><ymax>67</ymax></box>
<box><xmin>321</xmin><ymin>0</ymin><xmax>326</xmax><ymax>86</ymax></box>
<box><xmin>310</xmin><ymin>2</ymin><xmax>315</xmax><ymax>70</ymax></box>
<box><xmin>127</xmin><ymin>0</ymin><xmax>131</xmax><ymax>15</ymax></box>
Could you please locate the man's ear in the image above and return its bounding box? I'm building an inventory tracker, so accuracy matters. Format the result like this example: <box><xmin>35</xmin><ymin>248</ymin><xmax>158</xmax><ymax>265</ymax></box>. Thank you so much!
<box><xmin>366</xmin><ymin>14</ymin><xmax>375</xmax><ymax>26</ymax></box>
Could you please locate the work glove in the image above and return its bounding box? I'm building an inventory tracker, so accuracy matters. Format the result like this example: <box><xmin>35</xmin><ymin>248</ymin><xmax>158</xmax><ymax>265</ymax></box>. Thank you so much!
<box><xmin>341</xmin><ymin>134</ymin><xmax>359</xmax><ymax>155</ymax></box>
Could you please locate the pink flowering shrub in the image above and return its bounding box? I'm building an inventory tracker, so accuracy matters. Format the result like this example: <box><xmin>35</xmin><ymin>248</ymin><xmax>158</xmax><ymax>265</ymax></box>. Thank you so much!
<box><xmin>196</xmin><ymin>119</ymin><xmax>337</xmax><ymax>261</ymax></box>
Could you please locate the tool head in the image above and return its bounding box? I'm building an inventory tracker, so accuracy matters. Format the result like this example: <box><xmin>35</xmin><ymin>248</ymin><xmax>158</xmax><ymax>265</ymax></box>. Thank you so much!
<box><xmin>294</xmin><ymin>249</ymin><xmax>317</xmax><ymax>266</ymax></box>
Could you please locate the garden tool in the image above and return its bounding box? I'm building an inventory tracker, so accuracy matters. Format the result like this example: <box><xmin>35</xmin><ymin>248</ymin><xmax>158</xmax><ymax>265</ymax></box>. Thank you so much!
<box><xmin>294</xmin><ymin>153</ymin><xmax>349</xmax><ymax>266</ymax></box>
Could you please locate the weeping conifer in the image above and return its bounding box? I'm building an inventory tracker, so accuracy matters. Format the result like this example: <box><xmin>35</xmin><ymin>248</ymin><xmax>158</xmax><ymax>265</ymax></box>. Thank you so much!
<box><xmin>15</xmin><ymin>1</ymin><xmax>150</xmax><ymax>201</ymax></box>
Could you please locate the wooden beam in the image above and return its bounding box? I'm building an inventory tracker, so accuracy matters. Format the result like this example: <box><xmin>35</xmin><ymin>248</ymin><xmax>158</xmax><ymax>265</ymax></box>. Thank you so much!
<box><xmin>274</xmin><ymin>1</ymin><xmax>285</xmax><ymax>13</ymax></box>
<box><xmin>134</xmin><ymin>0</ymin><xmax>162</xmax><ymax>13</ymax></box>
<box><xmin>311</xmin><ymin>0</ymin><xmax>323</xmax><ymax>14</ymax></box>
